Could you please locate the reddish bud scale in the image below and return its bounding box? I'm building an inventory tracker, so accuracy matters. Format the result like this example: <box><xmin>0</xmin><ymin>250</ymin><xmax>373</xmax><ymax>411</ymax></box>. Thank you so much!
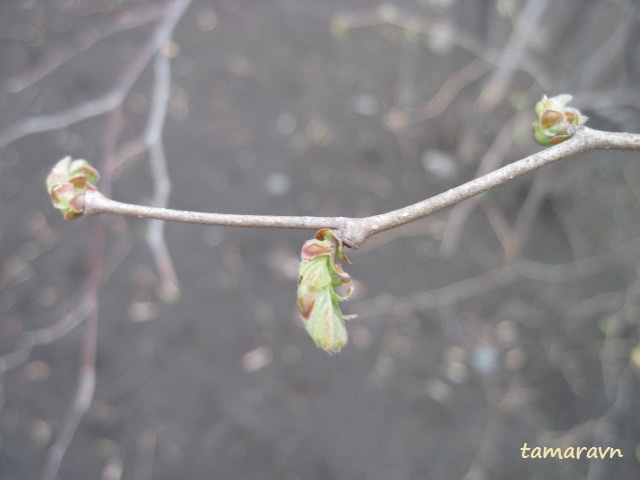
<box><xmin>532</xmin><ymin>94</ymin><xmax>588</xmax><ymax>147</ymax></box>
<box><xmin>46</xmin><ymin>157</ymin><xmax>100</xmax><ymax>220</ymax></box>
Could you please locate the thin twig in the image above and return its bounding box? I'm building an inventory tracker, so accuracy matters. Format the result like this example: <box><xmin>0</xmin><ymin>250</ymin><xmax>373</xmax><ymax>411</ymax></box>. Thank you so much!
<box><xmin>145</xmin><ymin>51</ymin><xmax>180</xmax><ymax>303</ymax></box>
<box><xmin>480</xmin><ymin>200</ymin><xmax>518</xmax><ymax>265</ymax></box>
<box><xmin>40</xmin><ymin>295</ymin><xmax>98</xmax><ymax>480</ymax></box>
<box><xmin>81</xmin><ymin>128</ymin><xmax>640</xmax><ymax>248</ymax></box>
<box><xmin>2</xmin><ymin>4</ymin><xmax>166</xmax><ymax>93</ymax></box>
<box><xmin>0</xmin><ymin>232</ymin><xmax>133</xmax><ymax>377</ymax></box>
<box><xmin>385</xmin><ymin>58</ymin><xmax>491</xmax><ymax>130</ymax></box>
<box><xmin>354</xmin><ymin>266</ymin><xmax>516</xmax><ymax>317</ymax></box>
<box><xmin>39</xmin><ymin>3</ymin><xmax>193</xmax><ymax>479</ymax></box>
<box><xmin>512</xmin><ymin>166</ymin><xmax>556</xmax><ymax>252</ymax></box>
<box><xmin>0</xmin><ymin>297</ymin><xmax>95</xmax><ymax>375</ymax></box>
<box><xmin>0</xmin><ymin>0</ymin><xmax>191</xmax><ymax>150</ymax></box>
<box><xmin>354</xmin><ymin>234</ymin><xmax>640</xmax><ymax>317</ymax></box>
<box><xmin>476</xmin><ymin>0</ymin><xmax>550</xmax><ymax>112</ymax></box>
<box><xmin>440</xmin><ymin>113</ymin><xmax>528</xmax><ymax>258</ymax></box>
<box><xmin>575</xmin><ymin>6</ymin><xmax>636</xmax><ymax>93</ymax></box>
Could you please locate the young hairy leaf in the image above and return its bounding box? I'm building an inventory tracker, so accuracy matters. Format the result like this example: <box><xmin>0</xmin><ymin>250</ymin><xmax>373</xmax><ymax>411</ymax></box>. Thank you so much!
<box><xmin>297</xmin><ymin>229</ymin><xmax>355</xmax><ymax>353</ymax></box>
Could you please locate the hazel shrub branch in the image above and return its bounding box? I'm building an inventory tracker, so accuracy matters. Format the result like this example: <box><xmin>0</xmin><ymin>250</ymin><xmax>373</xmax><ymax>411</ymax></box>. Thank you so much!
<box><xmin>46</xmin><ymin>95</ymin><xmax>640</xmax><ymax>352</ymax></box>
<box><xmin>50</xmin><ymin>128</ymin><xmax>640</xmax><ymax>247</ymax></box>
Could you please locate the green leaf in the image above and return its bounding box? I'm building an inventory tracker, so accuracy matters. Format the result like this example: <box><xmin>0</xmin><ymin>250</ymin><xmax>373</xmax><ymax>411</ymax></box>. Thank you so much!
<box><xmin>297</xmin><ymin>229</ymin><xmax>355</xmax><ymax>353</ymax></box>
<box><xmin>303</xmin><ymin>287</ymin><xmax>348</xmax><ymax>353</ymax></box>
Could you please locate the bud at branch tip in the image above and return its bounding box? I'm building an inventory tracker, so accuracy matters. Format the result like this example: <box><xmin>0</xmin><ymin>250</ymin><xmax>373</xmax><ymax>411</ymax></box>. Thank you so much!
<box><xmin>46</xmin><ymin>156</ymin><xmax>100</xmax><ymax>220</ymax></box>
<box><xmin>533</xmin><ymin>94</ymin><xmax>588</xmax><ymax>146</ymax></box>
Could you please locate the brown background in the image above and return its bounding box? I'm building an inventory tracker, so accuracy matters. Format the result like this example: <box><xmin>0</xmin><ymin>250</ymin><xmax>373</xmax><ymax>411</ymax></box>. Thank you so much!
<box><xmin>1</xmin><ymin>1</ymin><xmax>639</xmax><ymax>479</ymax></box>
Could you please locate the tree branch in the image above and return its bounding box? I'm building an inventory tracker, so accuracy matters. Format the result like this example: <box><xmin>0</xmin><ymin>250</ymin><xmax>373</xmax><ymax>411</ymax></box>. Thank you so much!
<box><xmin>0</xmin><ymin>0</ymin><xmax>190</xmax><ymax>150</ymax></box>
<box><xmin>80</xmin><ymin>127</ymin><xmax>640</xmax><ymax>248</ymax></box>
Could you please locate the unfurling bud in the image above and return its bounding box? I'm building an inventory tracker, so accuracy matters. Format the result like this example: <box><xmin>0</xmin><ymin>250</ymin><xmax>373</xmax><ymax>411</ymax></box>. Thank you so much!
<box><xmin>46</xmin><ymin>156</ymin><xmax>100</xmax><ymax>220</ymax></box>
<box><xmin>297</xmin><ymin>228</ymin><xmax>356</xmax><ymax>353</ymax></box>
<box><xmin>533</xmin><ymin>94</ymin><xmax>588</xmax><ymax>146</ymax></box>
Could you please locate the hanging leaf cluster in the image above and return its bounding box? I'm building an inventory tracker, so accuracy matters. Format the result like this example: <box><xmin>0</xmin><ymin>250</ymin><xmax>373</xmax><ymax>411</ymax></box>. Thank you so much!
<box><xmin>297</xmin><ymin>229</ymin><xmax>356</xmax><ymax>353</ymax></box>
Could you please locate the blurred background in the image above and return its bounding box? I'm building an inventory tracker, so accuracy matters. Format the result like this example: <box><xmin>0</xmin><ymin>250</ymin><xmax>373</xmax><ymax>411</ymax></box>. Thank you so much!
<box><xmin>1</xmin><ymin>0</ymin><xmax>640</xmax><ymax>479</ymax></box>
